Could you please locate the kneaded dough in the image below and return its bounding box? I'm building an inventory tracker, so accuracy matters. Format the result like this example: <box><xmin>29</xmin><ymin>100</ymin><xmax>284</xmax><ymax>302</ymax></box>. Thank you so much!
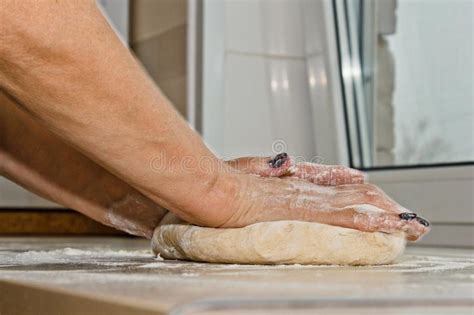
<box><xmin>151</xmin><ymin>214</ymin><xmax>406</xmax><ymax>265</ymax></box>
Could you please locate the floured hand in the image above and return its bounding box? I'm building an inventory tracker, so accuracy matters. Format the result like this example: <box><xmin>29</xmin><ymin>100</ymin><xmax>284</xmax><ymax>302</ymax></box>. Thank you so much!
<box><xmin>226</xmin><ymin>153</ymin><xmax>366</xmax><ymax>185</ymax></box>
<box><xmin>210</xmin><ymin>154</ymin><xmax>430</xmax><ymax>241</ymax></box>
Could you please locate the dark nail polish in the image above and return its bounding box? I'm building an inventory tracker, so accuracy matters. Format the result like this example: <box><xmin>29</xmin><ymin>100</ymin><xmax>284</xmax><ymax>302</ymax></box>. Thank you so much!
<box><xmin>269</xmin><ymin>153</ymin><xmax>288</xmax><ymax>168</ymax></box>
<box><xmin>399</xmin><ymin>212</ymin><xmax>417</xmax><ymax>220</ymax></box>
<box><xmin>416</xmin><ymin>217</ymin><xmax>430</xmax><ymax>227</ymax></box>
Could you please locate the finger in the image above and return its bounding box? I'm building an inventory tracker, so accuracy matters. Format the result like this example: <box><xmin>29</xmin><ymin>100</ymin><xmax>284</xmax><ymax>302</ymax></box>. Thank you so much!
<box><xmin>283</xmin><ymin>182</ymin><xmax>429</xmax><ymax>240</ymax></box>
<box><xmin>293</xmin><ymin>203</ymin><xmax>429</xmax><ymax>241</ymax></box>
<box><xmin>335</xmin><ymin>184</ymin><xmax>430</xmax><ymax>239</ymax></box>
<box><xmin>333</xmin><ymin>184</ymin><xmax>409</xmax><ymax>215</ymax></box>
<box><xmin>415</xmin><ymin>216</ymin><xmax>430</xmax><ymax>227</ymax></box>
<box><xmin>345</xmin><ymin>207</ymin><xmax>430</xmax><ymax>241</ymax></box>
<box><xmin>226</xmin><ymin>153</ymin><xmax>294</xmax><ymax>177</ymax></box>
<box><xmin>291</xmin><ymin>163</ymin><xmax>366</xmax><ymax>185</ymax></box>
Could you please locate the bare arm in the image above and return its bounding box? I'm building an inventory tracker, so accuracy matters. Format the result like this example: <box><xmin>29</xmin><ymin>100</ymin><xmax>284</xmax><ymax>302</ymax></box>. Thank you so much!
<box><xmin>0</xmin><ymin>0</ymin><xmax>229</xmax><ymax>225</ymax></box>
<box><xmin>0</xmin><ymin>0</ymin><xmax>429</xmax><ymax>240</ymax></box>
<box><xmin>0</xmin><ymin>91</ymin><xmax>166</xmax><ymax>238</ymax></box>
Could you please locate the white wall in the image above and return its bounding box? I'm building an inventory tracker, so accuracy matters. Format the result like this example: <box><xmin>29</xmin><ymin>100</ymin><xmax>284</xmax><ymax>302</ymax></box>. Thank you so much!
<box><xmin>202</xmin><ymin>0</ymin><xmax>335</xmax><ymax>162</ymax></box>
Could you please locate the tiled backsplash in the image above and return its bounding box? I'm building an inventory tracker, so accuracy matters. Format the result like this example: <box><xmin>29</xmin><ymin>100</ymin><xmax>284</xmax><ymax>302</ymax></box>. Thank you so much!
<box><xmin>203</xmin><ymin>0</ymin><xmax>329</xmax><ymax>161</ymax></box>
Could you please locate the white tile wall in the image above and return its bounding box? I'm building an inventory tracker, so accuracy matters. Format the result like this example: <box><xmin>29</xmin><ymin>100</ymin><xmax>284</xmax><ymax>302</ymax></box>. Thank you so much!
<box><xmin>222</xmin><ymin>53</ymin><xmax>274</xmax><ymax>158</ymax></box>
<box><xmin>306</xmin><ymin>55</ymin><xmax>331</xmax><ymax>160</ymax></box>
<box><xmin>266</xmin><ymin>58</ymin><xmax>315</xmax><ymax>159</ymax></box>
<box><xmin>204</xmin><ymin>0</ymin><xmax>327</xmax><ymax>160</ymax></box>
<box><xmin>225</xmin><ymin>0</ymin><xmax>305</xmax><ymax>57</ymax></box>
<box><xmin>225</xmin><ymin>0</ymin><xmax>264</xmax><ymax>54</ymax></box>
<box><xmin>222</xmin><ymin>53</ymin><xmax>317</xmax><ymax>159</ymax></box>
<box><xmin>301</xmin><ymin>0</ymin><xmax>325</xmax><ymax>55</ymax></box>
<box><xmin>203</xmin><ymin>0</ymin><xmax>226</xmax><ymax>155</ymax></box>
<box><xmin>259</xmin><ymin>0</ymin><xmax>305</xmax><ymax>57</ymax></box>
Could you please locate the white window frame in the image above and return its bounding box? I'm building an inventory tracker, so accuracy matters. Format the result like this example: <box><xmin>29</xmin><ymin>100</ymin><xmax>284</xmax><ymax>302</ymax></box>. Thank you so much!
<box><xmin>318</xmin><ymin>0</ymin><xmax>474</xmax><ymax>247</ymax></box>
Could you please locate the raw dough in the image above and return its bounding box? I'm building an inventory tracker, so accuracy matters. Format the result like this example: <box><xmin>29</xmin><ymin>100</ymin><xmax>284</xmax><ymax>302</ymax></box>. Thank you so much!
<box><xmin>151</xmin><ymin>214</ymin><xmax>406</xmax><ymax>265</ymax></box>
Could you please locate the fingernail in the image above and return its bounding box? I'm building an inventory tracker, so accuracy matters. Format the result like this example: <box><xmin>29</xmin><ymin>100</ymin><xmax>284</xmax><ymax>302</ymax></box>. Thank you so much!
<box><xmin>416</xmin><ymin>217</ymin><xmax>430</xmax><ymax>227</ymax></box>
<box><xmin>399</xmin><ymin>212</ymin><xmax>417</xmax><ymax>220</ymax></box>
<box><xmin>269</xmin><ymin>153</ymin><xmax>288</xmax><ymax>168</ymax></box>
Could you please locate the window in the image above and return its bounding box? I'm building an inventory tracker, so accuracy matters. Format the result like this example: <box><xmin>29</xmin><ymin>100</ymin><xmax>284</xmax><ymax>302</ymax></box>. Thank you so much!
<box><xmin>335</xmin><ymin>0</ymin><xmax>474</xmax><ymax>169</ymax></box>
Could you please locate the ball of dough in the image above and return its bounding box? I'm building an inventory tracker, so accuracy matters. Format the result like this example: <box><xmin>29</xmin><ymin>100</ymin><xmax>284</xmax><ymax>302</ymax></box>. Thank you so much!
<box><xmin>151</xmin><ymin>215</ymin><xmax>406</xmax><ymax>265</ymax></box>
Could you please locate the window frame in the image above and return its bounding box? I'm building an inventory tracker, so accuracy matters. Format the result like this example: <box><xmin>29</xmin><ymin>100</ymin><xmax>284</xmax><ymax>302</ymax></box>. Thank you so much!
<box><xmin>323</xmin><ymin>0</ymin><xmax>474</xmax><ymax>247</ymax></box>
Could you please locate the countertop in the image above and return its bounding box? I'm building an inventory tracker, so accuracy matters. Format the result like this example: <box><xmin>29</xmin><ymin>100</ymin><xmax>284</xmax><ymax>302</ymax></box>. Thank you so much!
<box><xmin>0</xmin><ymin>237</ymin><xmax>472</xmax><ymax>314</ymax></box>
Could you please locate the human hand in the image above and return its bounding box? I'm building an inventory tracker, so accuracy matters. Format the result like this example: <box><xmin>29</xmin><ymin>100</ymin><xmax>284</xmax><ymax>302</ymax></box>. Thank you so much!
<box><xmin>197</xmin><ymin>154</ymin><xmax>430</xmax><ymax>241</ymax></box>
<box><xmin>226</xmin><ymin>153</ymin><xmax>366</xmax><ymax>185</ymax></box>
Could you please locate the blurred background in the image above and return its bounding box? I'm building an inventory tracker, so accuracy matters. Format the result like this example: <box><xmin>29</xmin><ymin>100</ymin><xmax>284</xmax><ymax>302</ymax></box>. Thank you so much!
<box><xmin>1</xmin><ymin>0</ymin><xmax>472</xmax><ymax>247</ymax></box>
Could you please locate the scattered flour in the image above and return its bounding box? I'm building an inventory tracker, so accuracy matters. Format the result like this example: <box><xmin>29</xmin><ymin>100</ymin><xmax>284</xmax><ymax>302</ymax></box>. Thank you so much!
<box><xmin>368</xmin><ymin>255</ymin><xmax>474</xmax><ymax>273</ymax></box>
<box><xmin>346</xmin><ymin>204</ymin><xmax>385</xmax><ymax>215</ymax></box>
<box><xmin>0</xmin><ymin>248</ymin><xmax>153</xmax><ymax>266</ymax></box>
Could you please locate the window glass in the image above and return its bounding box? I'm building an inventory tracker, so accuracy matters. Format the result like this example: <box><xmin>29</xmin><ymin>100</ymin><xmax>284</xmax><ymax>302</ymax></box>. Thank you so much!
<box><xmin>335</xmin><ymin>0</ymin><xmax>474</xmax><ymax>168</ymax></box>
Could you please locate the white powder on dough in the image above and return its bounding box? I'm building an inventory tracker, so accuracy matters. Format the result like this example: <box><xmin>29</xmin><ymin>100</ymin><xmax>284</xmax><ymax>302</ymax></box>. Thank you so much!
<box><xmin>287</xmin><ymin>165</ymin><xmax>298</xmax><ymax>174</ymax></box>
<box><xmin>346</xmin><ymin>204</ymin><xmax>386</xmax><ymax>215</ymax></box>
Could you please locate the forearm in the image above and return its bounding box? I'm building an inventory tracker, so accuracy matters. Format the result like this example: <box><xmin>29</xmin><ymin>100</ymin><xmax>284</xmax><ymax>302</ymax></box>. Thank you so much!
<box><xmin>0</xmin><ymin>1</ymin><xmax>231</xmax><ymax>224</ymax></box>
<box><xmin>0</xmin><ymin>92</ymin><xmax>167</xmax><ymax>238</ymax></box>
